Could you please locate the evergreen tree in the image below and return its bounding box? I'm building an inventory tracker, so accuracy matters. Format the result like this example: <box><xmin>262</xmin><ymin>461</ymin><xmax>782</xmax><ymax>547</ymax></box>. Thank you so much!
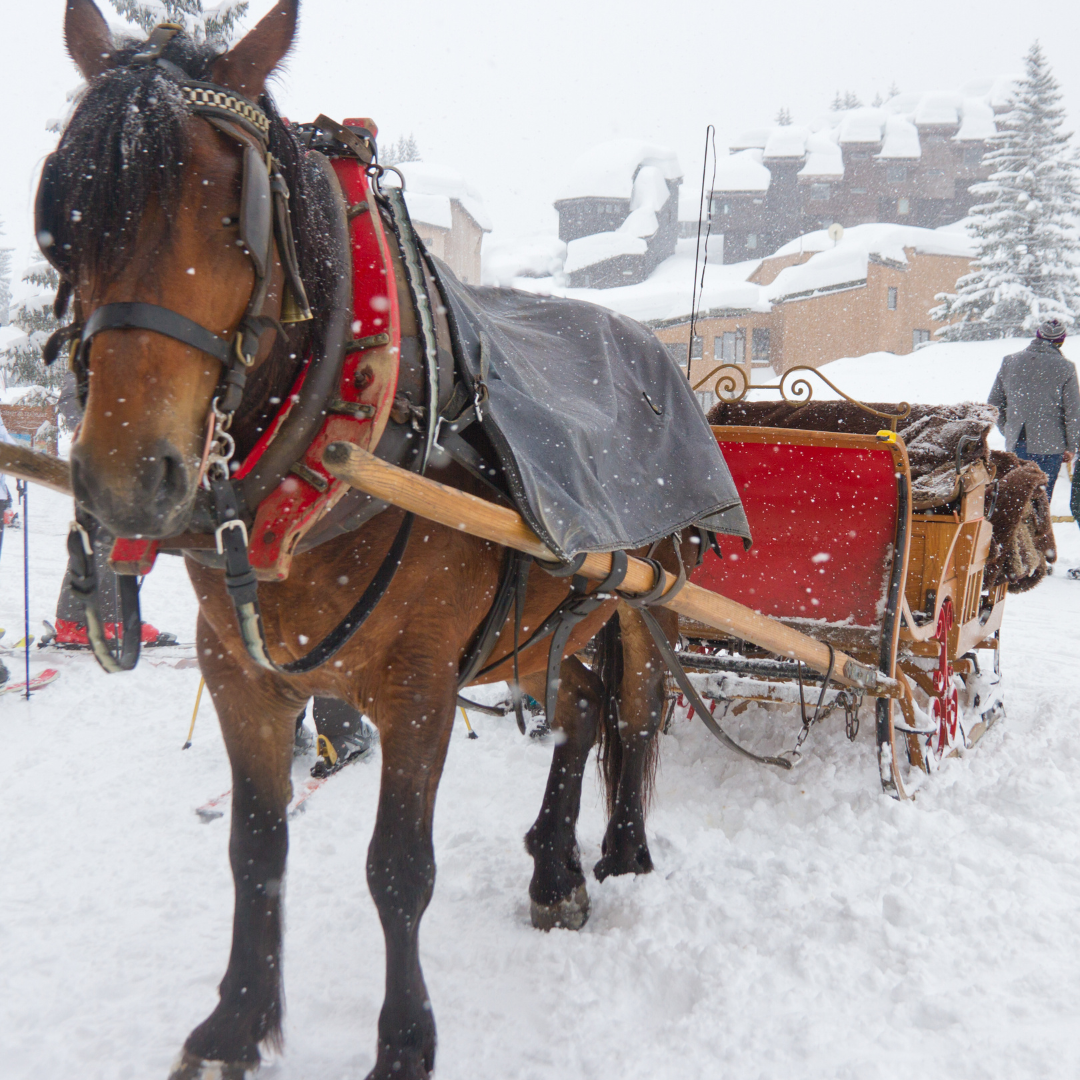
<box><xmin>842</xmin><ymin>90</ymin><xmax>862</xmax><ymax>110</ymax></box>
<box><xmin>830</xmin><ymin>91</ymin><xmax>844</xmax><ymax>112</ymax></box>
<box><xmin>887</xmin><ymin>81</ymin><xmax>900</xmax><ymax>100</ymax></box>
<box><xmin>933</xmin><ymin>41</ymin><xmax>1080</xmax><ymax>340</ymax></box>
<box><xmin>0</xmin><ymin>218</ymin><xmax>12</xmax><ymax>325</ymax></box>
<box><xmin>872</xmin><ymin>91</ymin><xmax>884</xmax><ymax>109</ymax></box>
<box><xmin>7</xmin><ymin>259</ymin><xmax>66</xmax><ymax>390</ymax></box>
<box><xmin>107</xmin><ymin>0</ymin><xmax>249</xmax><ymax>45</ymax></box>
<box><xmin>775</xmin><ymin>107</ymin><xmax>792</xmax><ymax>126</ymax></box>
<box><xmin>382</xmin><ymin>134</ymin><xmax>421</xmax><ymax>166</ymax></box>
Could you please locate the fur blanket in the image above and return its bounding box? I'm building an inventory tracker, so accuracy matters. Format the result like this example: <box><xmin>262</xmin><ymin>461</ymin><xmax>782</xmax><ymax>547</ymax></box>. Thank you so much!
<box><xmin>706</xmin><ymin>398</ymin><xmax>1054</xmax><ymax>593</ymax></box>
<box><xmin>985</xmin><ymin>451</ymin><xmax>1055</xmax><ymax>593</ymax></box>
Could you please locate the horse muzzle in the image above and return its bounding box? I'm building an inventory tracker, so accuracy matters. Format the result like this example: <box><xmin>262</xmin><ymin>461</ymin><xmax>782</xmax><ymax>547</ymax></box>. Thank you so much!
<box><xmin>70</xmin><ymin>438</ymin><xmax>196</xmax><ymax>538</ymax></box>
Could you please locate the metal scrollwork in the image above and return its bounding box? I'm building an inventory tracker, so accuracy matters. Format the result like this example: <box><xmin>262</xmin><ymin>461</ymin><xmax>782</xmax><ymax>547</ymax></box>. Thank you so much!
<box><xmin>692</xmin><ymin>363</ymin><xmax>911</xmax><ymax>429</ymax></box>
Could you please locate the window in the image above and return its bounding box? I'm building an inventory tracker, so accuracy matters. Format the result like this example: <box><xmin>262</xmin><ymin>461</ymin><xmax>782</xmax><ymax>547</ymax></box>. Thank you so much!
<box><xmin>751</xmin><ymin>327</ymin><xmax>771</xmax><ymax>364</ymax></box>
<box><xmin>810</xmin><ymin>183</ymin><xmax>831</xmax><ymax>201</ymax></box>
<box><xmin>850</xmin><ymin>187</ymin><xmax>868</xmax><ymax>194</ymax></box>
<box><xmin>690</xmin><ymin>335</ymin><xmax>703</xmax><ymax>360</ymax></box>
<box><xmin>913</xmin><ymin>329</ymin><xmax>931</xmax><ymax>349</ymax></box>
<box><xmin>665</xmin><ymin>343</ymin><xmax>683</xmax><ymax>363</ymax></box>
<box><xmin>887</xmin><ymin>287</ymin><xmax>898</xmax><ymax>310</ymax></box>
<box><xmin>963</xmin><ymin>146</ymin><xmax>984</xmax><ymax>166</ymax></box>
<box><xmin>850</xmin><ymin>151</ymin><xmax>868</xmax><ymax>160</ymax></box>
<box><xmin>715</xmin><ymin>330</ymin><xmax>745</xmax><ymax>365</ymax></box>
<box><xmin>897</xmin><ymin>197</ymin><xmax>910</xmax><ymax>215</ymax></box>
<box><xmin>886</xmin><ymin>164</ymin><xmax>907</xmax><ymax>184</ymax></box>
<box><xmin>753</xmin><ymin>198</ymin><xmax>764</xmax><ymax>205</ymax></box>
<box><xmin>746</xmin><ymin>233</ymin><xmax>758</xmax><ymax>250</ymax></box>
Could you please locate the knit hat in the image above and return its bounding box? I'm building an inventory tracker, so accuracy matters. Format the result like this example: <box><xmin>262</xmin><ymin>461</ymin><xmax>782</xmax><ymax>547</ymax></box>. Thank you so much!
<box><xmin>1036</xmin><ymin>317</ymin><xmax>1067</xmax><ymax>343</ymax></box>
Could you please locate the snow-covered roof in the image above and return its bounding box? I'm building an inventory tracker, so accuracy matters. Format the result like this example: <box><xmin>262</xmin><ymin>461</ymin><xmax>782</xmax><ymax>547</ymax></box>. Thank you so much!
<box><xmin>726</xmin><ymin>81</ymin><xmax>1011</xmax><ymax>184</ymax></box>
<box><xmin>877</xmin><ymin>115</ymin><xmax>921</xmax><ymax>159</ymax></box>
<box><xmin>563</xmin><ymin>232</ymin><xmax>647</xmax><ymax>275</ymax></box>
<box><xmin>765</xmin><ymin>222</ymin><xmax>975</xmax><ymax>301</ymax></box>
<box><xmin>838</xmin><ymin>108</ymin><xmax>885</xmax><ymax>144</ymax></box>
<box><xmin>956</xmin><ymin>98</ymin><xmax>997</xmax><ymax>141</ymax></box>
<box><xmin>481</xmin><ymin>234</ymin><xmax>567</xmax><ymax>287</ymax></box>
<box><xmin>713</xmin><ymin>149</ymin><xmax>772</xmax><ymax>192</ymax></box>
<box><xmin>507</xmin><ymin>220</ymin><xmax>973</xmax><ymax>323</ymax></box>
<box><xmin>763</xmin><ymin>125</ymin><xmax>810</xmax><ymax>159</ymax></box>
<box><xmin>914</xmin><ymin>92</ymin><xmax>962</xmax><ymax>127</ymax></box>
<box><xmin>393</xmin><ymin>162</ymin><xmax>492</xmax><ymax>233</ymax></box>
<box><xmin>799</xmin><ymin>134</ymin><xmax>844</xmax><ymax>178</ymax></box>
<box><xmin>557</xmin><ymin>139</ymin><xmax>682</xmax><ymax>201</ymax></box>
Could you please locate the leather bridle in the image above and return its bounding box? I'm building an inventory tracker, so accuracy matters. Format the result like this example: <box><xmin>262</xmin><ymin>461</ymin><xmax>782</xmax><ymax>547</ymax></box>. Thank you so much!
<box><xmin>36</xmin><ymin>23</ymin><xmax>312</xmax><ymax>424</ymax></box>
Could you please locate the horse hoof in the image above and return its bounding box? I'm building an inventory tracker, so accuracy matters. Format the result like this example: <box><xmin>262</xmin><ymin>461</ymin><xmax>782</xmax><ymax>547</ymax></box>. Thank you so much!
<box><xmin>594</xmin><ymin>844</ymin><xmax>653</xmax><ymax>882</ymax></box>
<box><xmin>168</xmin><ymin>1051</ymin><xmax>258</xmax><ymax>1079</ymax></box>
<box><xmin>531</xmin><ymin>884</ymin><xmax>590</xmax><ymax>931</ymax></box>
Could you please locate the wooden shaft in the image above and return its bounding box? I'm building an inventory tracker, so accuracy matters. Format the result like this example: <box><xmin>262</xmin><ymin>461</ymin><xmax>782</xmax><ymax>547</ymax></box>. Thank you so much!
<box><xmin>0</xmin><ymin>442</ymin><xmax>73</xmax><ymax>496</ymax></box>
<box><xmin>322</xmin><ymin>442</ymin><xmax>898</xmax><ymax>697</ymax></box>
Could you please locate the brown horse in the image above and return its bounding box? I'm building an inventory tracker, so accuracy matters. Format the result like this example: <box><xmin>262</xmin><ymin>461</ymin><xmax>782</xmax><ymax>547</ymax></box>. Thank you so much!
<box><xmin>52</xmin><ymin>2</ymin><xmax>689</xmax><ymax>1077</ymax></box>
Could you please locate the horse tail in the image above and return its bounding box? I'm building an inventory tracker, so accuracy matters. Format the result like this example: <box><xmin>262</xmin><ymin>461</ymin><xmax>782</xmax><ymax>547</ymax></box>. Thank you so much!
<box><xmin>594</xmin><ymin>610</ymin><xmax>625</xmax><ymax>817</ymax></box>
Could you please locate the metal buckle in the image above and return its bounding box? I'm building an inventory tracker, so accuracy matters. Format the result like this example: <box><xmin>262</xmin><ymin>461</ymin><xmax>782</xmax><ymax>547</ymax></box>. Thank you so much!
<box><xmin>214</xmin><ymin>518</ymin><xmax>249</xmax><ymax>555</ymax></box>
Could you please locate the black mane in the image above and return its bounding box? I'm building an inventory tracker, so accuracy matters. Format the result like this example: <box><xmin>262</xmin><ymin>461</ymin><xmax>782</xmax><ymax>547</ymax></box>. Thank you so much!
<box><xmin>47</xmin><ymin>32</ymin><xmax>337</xmax><ymax>322</ymax></box>
<box><xmin>46</xmin><ymin>30</ymin><xmax>344</xmax><ymax>454</ymax></box>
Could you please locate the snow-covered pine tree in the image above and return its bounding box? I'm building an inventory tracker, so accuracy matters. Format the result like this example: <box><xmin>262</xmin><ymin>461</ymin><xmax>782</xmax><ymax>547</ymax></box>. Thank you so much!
<box><xmin>775</xmin><ymin>107</ymin><xmax>792</xmax><ymax>126</ymax></box>
<box><xmin>382</xmin><ymin>134</ymin><xmax>421</xmax><ymax>166</ymax></box>
<box><xmin>107</xmin><ymin>0</ymin><xmax>249</xmax><ymax>45</ymax></box>
<box><xmin>830</xmin><ymin>91</ymin><xmax>843</xmax><ymax>112</ymax></box>
<box><xmin>933</xmin><ymin>41</ymin><xmax>1080</xmax><ymax>340</ymax></box>
<box><xmin>0</xmin><ymin>218</ymin><xmax>12</xmax><ymax>325</ymax></box>
<box><xmin>842</xmin><ymin>91</ymin><xmax>862</xmax><ymax>110</ymax></box>
<box><xmin>8</xmin><ymin>259</ymin><xmax>66</xmax><ymax>390</ymax></box>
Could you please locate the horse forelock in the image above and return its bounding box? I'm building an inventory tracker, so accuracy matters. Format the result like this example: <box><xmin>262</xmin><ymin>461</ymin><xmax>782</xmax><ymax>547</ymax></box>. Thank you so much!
<box><xmin>48</xmin><ymin>31</ymin><xmax>339</xmax><ymax>324</ymax></box>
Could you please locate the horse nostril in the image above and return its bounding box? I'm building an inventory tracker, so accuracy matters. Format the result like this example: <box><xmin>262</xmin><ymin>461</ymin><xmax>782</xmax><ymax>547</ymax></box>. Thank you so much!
<box><xmin>149</xmin><ymin>446</ymin><xmax>188</xmax><ymax>506</ymax></box>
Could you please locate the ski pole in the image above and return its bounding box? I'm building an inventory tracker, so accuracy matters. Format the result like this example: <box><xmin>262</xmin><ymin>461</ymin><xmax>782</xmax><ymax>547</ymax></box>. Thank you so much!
<box><xmin>17</xmin><ymin>480</ymin><xmax>29</xmax><ymax>700</ymax></box>
<box><xmin>458</xmin><ymin>705</ymin><xmax>479</xmax><ymax>739</ymax></box>
<box><xmin>184</xmin><ymin>677</ymin><xmax>205</xmax><ymax>749</ymax></box>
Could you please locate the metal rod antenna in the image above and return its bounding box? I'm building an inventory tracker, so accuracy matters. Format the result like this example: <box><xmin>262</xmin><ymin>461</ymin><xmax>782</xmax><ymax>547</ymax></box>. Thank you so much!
<box><xmin>18</xmin><ymin>480</ymin><xmax>29</xmax><ymax>699</ymax></box>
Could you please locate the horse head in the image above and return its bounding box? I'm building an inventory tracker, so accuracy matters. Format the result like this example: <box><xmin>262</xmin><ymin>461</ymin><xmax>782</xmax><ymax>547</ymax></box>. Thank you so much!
<box><xmin>46</xmin><ymin>0</ymin><xmax>300</xmax><ymax>538</ymax></box>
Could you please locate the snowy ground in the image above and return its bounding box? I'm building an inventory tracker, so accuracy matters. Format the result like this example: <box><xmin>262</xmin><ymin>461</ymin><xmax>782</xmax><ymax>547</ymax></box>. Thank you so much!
<box><xmin>2</xmin><ymin>451</ymin><xmax>1080</xmax><ymax>1079</ymax></box>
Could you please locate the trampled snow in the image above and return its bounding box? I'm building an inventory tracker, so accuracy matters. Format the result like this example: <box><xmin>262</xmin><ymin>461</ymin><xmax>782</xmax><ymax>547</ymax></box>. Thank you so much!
<box><xmin>3</xmin><ymin>382</ymin><xmax>1080</xmax><ymax>1077</ymax></box>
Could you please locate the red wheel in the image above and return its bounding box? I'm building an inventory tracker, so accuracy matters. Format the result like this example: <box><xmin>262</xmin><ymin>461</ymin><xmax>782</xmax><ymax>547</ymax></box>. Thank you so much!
<box><xmin>928</xmin><ymin>598</ymin><xmax>961</xmax><ymax>756</ymax></box>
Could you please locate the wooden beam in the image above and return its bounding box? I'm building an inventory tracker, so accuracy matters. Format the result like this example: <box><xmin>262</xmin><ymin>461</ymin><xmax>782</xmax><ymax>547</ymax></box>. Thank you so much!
<box><xmin>322</xmin><ymin>441</ymin><xmax>899</xmax><ymax>697</ymax></box>
<box><xmin>0</xmin><ymin>441</ymin><xmax>73</xmax><ymax>496</ymax></box>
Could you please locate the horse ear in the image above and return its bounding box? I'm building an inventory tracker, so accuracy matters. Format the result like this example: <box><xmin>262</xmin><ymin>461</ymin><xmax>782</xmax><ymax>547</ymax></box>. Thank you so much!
<box><xmin>210</xmin><ymin>0</ymin><xmax>299</xmax><ymax>99</ymax></box>
<box><xmin>65</xmin><ymin>0</ymin><xmax>115</xmax><ymax>80</ymax></box>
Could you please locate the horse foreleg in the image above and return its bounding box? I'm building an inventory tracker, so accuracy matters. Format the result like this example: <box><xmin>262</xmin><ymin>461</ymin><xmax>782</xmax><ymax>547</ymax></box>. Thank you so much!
<box><xmin>172</xmin><ymin>615</ymin><xmax>303</xmax><ymax>1079</ymax></box>
<box><xmin>366</xmin><ymin>690</ymin><xmax>455</xmax><ymax>1080</ymax></box>
<box><xmin>593</xmin><ymin>604</ymin><xmax>670</xmax><ymax>882</ymax></box>
<box><xmin>521</xmin><ymin>656</ymin><xmax>602</xmax><ymax>930</ymax></box>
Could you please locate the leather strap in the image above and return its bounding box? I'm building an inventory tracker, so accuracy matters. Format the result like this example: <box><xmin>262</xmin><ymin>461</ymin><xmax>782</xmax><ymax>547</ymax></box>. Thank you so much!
<box><xmin>210</xmin><ymin>477</ymin><xmax>415</xmax><ymax>675</ymax></box>
<box><xmin>65</xmin><ymin>517</ymin><xmax>143</xmax><ymax>673</ymax></box>
<box><xmin>635</xmin><ymin>605</ymin><xmax>792</xmax><ymax>770</ymax></box>
<box><xmin>457</xmin><ymin>548</ymin><xmax>528</xmax><ymax>689</ymax></box>
<box><xmin>81</xmin><ymin>302</ymin><xmax>234</xmax><ymax>365</ymax></box>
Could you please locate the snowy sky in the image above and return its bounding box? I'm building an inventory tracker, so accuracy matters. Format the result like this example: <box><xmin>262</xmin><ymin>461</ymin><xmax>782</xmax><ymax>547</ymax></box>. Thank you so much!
<box><xmin>3</xmin><ymin>0</ymin><xmax>1080</xmax><ymax>279</ymax></box>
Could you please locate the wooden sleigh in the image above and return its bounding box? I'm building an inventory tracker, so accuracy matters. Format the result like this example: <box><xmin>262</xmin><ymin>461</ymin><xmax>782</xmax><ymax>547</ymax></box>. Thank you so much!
<box><xmin>678</xmin><ymin>365</ymin><xmax>1006</xmax><ymax>797</ymax></box>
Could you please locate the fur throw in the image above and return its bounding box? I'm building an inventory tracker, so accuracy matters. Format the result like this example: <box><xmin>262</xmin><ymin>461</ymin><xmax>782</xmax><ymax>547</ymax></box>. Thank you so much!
<box><xmin>984</xmin><ymin>451</ymin><xmax>1055</xmax><ymax>593</ymax></box>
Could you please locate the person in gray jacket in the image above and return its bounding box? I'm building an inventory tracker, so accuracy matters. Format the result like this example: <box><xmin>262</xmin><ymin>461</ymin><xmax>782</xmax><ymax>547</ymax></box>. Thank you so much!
<box><xmin>988</xmin><ymin>317</ymin><xmax>1080</xmax><ymax>499</ymax></box>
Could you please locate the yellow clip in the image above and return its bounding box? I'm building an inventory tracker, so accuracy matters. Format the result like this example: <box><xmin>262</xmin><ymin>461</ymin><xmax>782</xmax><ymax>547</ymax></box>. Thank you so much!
<box><xmin>876</xmin><ymin>429</ymin><xmax>898</xmax><ymax>443</ymax></box>
<box><xmin>315</xmin><ymin>733</ymin><xmax>338</xmax><ymax>767</ymax></box>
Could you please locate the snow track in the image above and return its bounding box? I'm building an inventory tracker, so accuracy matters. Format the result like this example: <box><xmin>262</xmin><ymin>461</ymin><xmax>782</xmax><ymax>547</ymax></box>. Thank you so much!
<box><xmin>2</xmin><ymin>487</ymin><xmax>1079</xmax><ymax>1079</ymax></box>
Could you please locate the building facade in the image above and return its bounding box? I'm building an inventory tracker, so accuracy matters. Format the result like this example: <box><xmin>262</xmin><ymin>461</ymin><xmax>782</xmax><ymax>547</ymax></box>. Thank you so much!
<box><xmin>714</xmin><ymin>85</ymin><xmax>1013</xmax><ymax>263</ymax></box>
<box><xmin>649</xmin><ymin>237</ymin><xmax>972</xmax><ymax>395</ymax></box>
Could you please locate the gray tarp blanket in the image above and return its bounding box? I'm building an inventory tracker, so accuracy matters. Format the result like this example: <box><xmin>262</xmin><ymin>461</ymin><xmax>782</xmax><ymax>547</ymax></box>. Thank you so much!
<box><xmin>434</xmin><ymin>269</ymin><xmax>750</xmax><ymax>560</ymax></box>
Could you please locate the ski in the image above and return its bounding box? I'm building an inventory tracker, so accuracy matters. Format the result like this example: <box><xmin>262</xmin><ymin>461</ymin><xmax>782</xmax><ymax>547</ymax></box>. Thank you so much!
<box><xmin>0</xmin><ymin>668</ymin><xmax>60</xmax><ymax>695</ymax></box>
<box><xmin>195</xmin><ymin>746</ymin><xmax>374</xmax><ymax>822</ymax></box>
